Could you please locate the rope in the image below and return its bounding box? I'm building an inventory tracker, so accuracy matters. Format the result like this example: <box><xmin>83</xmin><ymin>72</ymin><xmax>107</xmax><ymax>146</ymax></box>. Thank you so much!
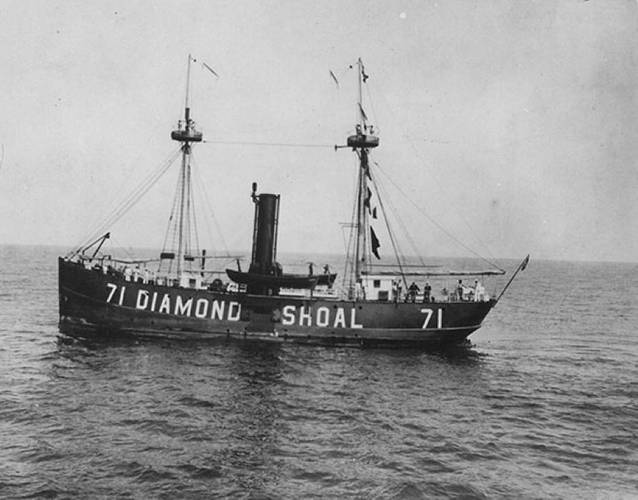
<box><xmin>365</xmin><ymin>83</ymin><xmax>500</xmax><ymax>263</ymax></box>
<box><xmin>69</xmin><ymin>147</ymin><xmax>182</xmax><ymax>257</ymax></box>
<box><xmin>368</xmin><ymin>165</ymin><xmax>409</xmax><ymax>289</ymax></box>
<box><xmin>202</xmin><ymin>139</ymin><xmax>334</xmax><ymax>148</ymax></box>
<box><xmin>342</xmin><ymin>154</ymin><xmax>360</xmax><ymax>296</ymax></box>
<box><xmin>374</xmin><ymin>163</ymin><xmax>505</xmax><ymax>272</ymax></box>
<box><xmin>159</xmin><ymin>165</ymin><xmax>183</xmax><ymax>273</ymax></box>
<box><xmin>190</xmin><ymin>153</ymin><xmax>232</xmax><ymax>256</ymax></box>
<box><xmin>371</xmin><ymin>166</ymin><xmax>426</xmax><ymax>267</ymax></box>
<box><xmin>189</xmin><ymin>167</ymin><xmax>201</xmax><ymax>263</ymax></box>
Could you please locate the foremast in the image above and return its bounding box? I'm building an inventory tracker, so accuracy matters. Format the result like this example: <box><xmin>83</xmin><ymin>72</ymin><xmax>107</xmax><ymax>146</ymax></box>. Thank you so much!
<box><xmin>344</xmin><ymin>58</ymin><xmax>379</xmax><ymax>300</ymax></box>
<box><xmin>164</xmin><ymin>54</ymin><xmax>203</xmax><ymax>281</ymax></box>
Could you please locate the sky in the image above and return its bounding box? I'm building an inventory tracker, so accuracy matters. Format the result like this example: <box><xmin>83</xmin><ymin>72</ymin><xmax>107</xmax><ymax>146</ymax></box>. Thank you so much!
<box><xmin>0</xmin><ymin>0</ymin><xmax>636</xmax><ymax>263</ymax></box>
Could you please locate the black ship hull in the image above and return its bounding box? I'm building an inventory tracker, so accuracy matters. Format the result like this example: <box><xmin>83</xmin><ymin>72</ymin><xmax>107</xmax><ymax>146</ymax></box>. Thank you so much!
<box><xmin>59</xmin><ymin>259</ymin><xmax>495</xmax><ymax>347</ymax></box>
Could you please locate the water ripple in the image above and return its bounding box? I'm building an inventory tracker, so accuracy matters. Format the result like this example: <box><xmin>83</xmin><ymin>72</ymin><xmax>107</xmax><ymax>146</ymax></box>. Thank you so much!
<box><xmin>1</xmin><ymin>248</ymin><xmax>638</xmax><ymax>497</ymax></box>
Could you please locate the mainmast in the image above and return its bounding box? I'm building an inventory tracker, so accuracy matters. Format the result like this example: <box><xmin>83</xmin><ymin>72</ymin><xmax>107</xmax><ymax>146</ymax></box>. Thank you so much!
<box><xmin>342</xmin><ymin>58</ymin><xmax>379</xmax><ymax>299</ymax></box>
<box><xmin>168</xmin><ymin>54</ymin><xmax>203</xmax><ymax>279</ymax></box>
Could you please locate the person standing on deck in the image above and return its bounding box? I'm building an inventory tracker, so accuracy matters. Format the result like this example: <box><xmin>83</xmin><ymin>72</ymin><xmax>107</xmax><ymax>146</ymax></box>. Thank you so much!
<box><xmin>457</xmin><ymin>279</ymin><xmax>464</xmax><ymax>301</ymax></box>
<box><xmin>423</xmin><ymin>281</ymin><xmax>432</xmax><ymax>302</ymax></box>
<box><xmin>408</xmin><ymin>282</ymin><xmax>420</xmax><ymax>303</ymax></box>
<box><xmin>474</xmin><ymin>280</ymin><xmax>485</xmax><ymax>301</ymax></box>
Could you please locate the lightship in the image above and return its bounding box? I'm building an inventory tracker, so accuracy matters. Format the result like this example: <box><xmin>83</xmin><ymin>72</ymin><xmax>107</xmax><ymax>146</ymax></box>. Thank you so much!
<box><xmin>58</xmin><ymin>56</ymin><xmax>528</xmax><ymax>346</ymax></box>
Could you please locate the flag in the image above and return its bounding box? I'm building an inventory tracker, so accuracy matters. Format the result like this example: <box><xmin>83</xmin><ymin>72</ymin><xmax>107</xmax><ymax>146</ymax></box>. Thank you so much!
<box><xmin>364</xmin><ymin>187</ymin><xmax>372</xmax><ymax>208</ymax></box>
<box><xmin>329</xmin><ymin>70</ymin><xmax>339</xmax><ymax>87</ymax></box>
<box><xmin>361</xmin><ymin>63</ymin><xmax>369</xmax><ymax>82</ymax></box>
<box><xmin>521</xmin><ymin>254</ymin><xmax>530</xmax><ymax>271</ymax></box>
<box><xmin>364</xmin><ymin>164</ymin><xmax>372</xmax><ymax>180</ymax></box>
<box><xmin>362</xmin><ymin>154</ymin><xmax>372</xmax><ymax>179</ymax></box>
<box><xmin>370</xmin><ymin>227</ymin><xmax>381</xmax><ymax>259</ymax></box>
<box><xmin>202</xmin><ymin>62</ymin><xmax>219</xmax><ymax>78</ymax></box>
<box><xmin>358</xmin><ymin>103</ymin><xmax>368</xmax><ymax>122</ymax></box>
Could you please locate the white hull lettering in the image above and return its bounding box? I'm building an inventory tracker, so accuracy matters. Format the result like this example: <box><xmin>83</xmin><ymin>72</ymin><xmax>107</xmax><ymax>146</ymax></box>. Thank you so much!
<box><xmin>195</xmin><ymin>298</ymin><xmax>208</xmax><ymax>318</ymax></box>
<box><xmin>105</xmin><ymin>284</ymin><xmax>369</xmax><ymax>329</ymax></box>
<box><xmin>136</xmin><ymin>290</ymin><xmax>150</xmax><ymax>310</ymax></box>
<box><xmin>299</xmin><ymin>306</ymin><xmax>312</xmax><ymax>326</ymax></box>
<box><xmin>103</xmin><ymin>285</ymin><xmax>241</xmax><ymax>322</ymax></box>
<box><xmin>158</xmin><ymin>294</ymin><xmax>171</xmax><ymax>314</ymax></box>
<box><xmin>282</xmin><ymin>305</ymin><xmax>295</xmax><ymax>326</ymax></box>
<box><xmin>316</xmin><ymin>307</ymin><xmax>330</xmax><ymax>327</ymax></box>
<box><xmin>350</xmin><ymin>309</ymin><xmax>363</xmax><ymax>329</ymax></box>
<box><xmin>106</xmin><ymin>283</ymin><xmax>117</xmax><ymax>303</ymax></box>
<box><xmin>421</xmin><ymin>308</ymin><xmax>443</xmax><ymax>329</ymax></box>
<box><xmin>174</xmin><ymin>296</ymin><xmax>193</xmax><ymax>316</ymax></box>
<box><xmin>275</xmin><ymin>305</ymin><xmax>363</xmax><ymax>329</ymax></box>
<box><xmin>228</xmin><ymin>301</ymin><xmax>241</xmax><ymax>321</ymax></box>
<box><xmin>421</xmin><ymin>308</ymin><xmax>433</xmax><ymax>329</ymax></box>
<box><xmin>333</xmin><ymin>308</ymin><xmax>346</xmax><ymax>328</ymax></box>
<box><xmin>210</xmin><ymin>300</ymin><xmax>225</xmax><ymax>320</ymax></box>
<box><xmin>105</xmin><ymin>283</ymin><xmax>126</xmax><ymax>306</ymax></box>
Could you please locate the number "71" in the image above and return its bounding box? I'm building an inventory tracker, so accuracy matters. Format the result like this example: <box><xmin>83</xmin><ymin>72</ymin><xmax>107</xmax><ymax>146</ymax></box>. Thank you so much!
<box><xmin>421</xmin><ymin>308</ymin><xmax>443</xmax><ymax>329</ymax></box>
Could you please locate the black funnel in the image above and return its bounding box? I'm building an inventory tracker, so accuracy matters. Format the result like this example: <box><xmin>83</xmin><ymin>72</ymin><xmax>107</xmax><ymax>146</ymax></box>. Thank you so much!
<box><xmin>249</xmin><ymin>187</ymin><xmax>280</xmax><ymax>277</ymax></box>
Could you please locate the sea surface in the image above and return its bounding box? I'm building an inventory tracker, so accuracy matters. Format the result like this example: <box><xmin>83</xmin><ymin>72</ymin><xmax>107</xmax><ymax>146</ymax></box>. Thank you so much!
<box><xmin>1</xmin><ymin>245</ymin><xmax>637</xmax><ymax>499</ymax></box>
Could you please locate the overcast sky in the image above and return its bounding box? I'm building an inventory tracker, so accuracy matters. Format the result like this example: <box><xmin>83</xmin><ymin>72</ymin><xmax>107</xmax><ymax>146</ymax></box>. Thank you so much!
<box><xmin>0</xmin><ymin>0</ymin><xmax>636</xmax><ymax>263</ymax></box>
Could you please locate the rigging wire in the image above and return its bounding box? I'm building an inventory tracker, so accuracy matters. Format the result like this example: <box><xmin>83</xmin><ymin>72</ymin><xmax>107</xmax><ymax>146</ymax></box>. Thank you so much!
<box><xmin>361</xmin><ymin>73</ymin><xmax>502</xmax><ymax>273</ymax></box>
<box><xmin>190</xmin><ymin>155</ymin><xmax>222</xmax><ymax>259</ymax></box>
<box><xmin>201</xmin><ymin>139</ymin><xmax>334</xmax><ymax>149</ymax></box>
<box><xmin>367</xmin><ymin>83</ymin><xmax>500</xmax><ymax>263</ymax></box>
<box><xmin>108</xmin><ymin>233</ymin><xmax>137</xmax><ymax>262</ymax></box>
<box><xmin>342</xmin><ymin>154</ymin><xmax>361</xmax><ymax>297</ymax></box>
<box><xmin>190</xmin><ymin>153</ymin><xmax>232</xmax><ymax>257</ymax></box>
<box><xmin>370</xmin><ymin>161</ymin><xmax>427</xmax><ymax>267</ymax></box>
<box><xmin>69</xmin><ymin>146</ymin><xmax>182</xmax><ymax>258</ymax></box>
<box><xmin>365</xmin><ymin>83</ymin><xmax>381</xmax><ymax>136</ymax></box>
<box><xmin>368</xmin><ymin>164</ymin><xmax>409</xmax><ymax>289</ymax></box>
<box><xmin>404</xmin><ymin>137</ymin><xmax>502</xmax><ymax>265</ymax></box>
<box><xmin>96</xmin><ymin>148</ymin><xmax>181</xmax><ymax>240</ymax></box>
<box><xmin>185</xmin><ymin>160</ymin><xmax>195</xmax><ymax>262</ymax></box>
<box><xmin>159</xmin><ymin>166</ymin><xmax>183</xmax><ymax>274</ymax></box>
<box><xmin>374</xmin><ymin>163</ymin><xmax>505</xmax><ymax>272</ymax></box>
<box><xmin>69</xmin><ymin>149</ymin><xmax>163</xmax><ymax>257</ymax></box>
<box><xmin>189</xmin><ymin>167</ymin><xmax>202</xmax><ymax>262</ymax></box>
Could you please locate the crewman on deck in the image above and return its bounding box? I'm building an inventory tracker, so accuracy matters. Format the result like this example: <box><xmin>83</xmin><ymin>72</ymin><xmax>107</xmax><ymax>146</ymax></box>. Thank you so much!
<box><xmin>408</xmin><ymin>282</ymin><xmax>420</xmax><ymax>303</ymax></box>
<box><xmin>474</xmin><ymin>279</ymin><xmax>485</xmax><ymax>302</ymax></box>
<box><xmin>274</xmin><ymin>261</ymin><xmax>283</xmax><ymax>277</ymax></box>
<box><xmin>457</xmin><ymin>279</ymin><xmax>464</xmax><ymax>301</ymax></box>
<box><xmin>423</xmin><ymin>281</ymin><xmax>432</xmax><ymax>302</ymax></box>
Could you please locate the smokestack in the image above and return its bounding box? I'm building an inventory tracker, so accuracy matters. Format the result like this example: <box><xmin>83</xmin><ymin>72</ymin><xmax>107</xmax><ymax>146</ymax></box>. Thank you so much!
<box><xmin>249</xmin><ymin>186</ymin><xmax>280</xmax><ymax>276</ymax></box>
